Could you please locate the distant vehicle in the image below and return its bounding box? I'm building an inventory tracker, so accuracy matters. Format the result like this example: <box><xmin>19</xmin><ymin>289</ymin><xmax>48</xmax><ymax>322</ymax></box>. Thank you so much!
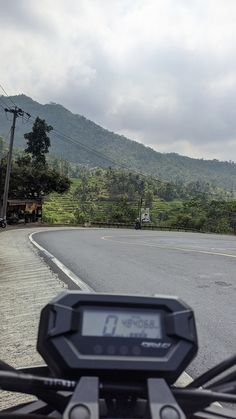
<box><xmin>0</xmin><ymin>217</ymin><xmax>6</xmax><ymax>228</ymax></box>
<box><xmin>135</xmin><ymin>218</ymin><xmax>142</xmax><ymax>229</ymax></box>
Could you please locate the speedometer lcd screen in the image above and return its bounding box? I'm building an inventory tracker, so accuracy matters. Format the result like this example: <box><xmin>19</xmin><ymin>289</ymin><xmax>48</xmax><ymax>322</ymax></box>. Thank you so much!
<box><xmin>82</xmin><ymin>308</ymin><xmax>162</xmax><ymax>339</ymax></box>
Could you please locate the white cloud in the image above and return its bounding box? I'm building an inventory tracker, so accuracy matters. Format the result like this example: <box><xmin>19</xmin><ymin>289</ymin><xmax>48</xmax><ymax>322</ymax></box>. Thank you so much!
<box><xmin>1</xmin><ymin>0</ymin><xmax>236</xmax><ymax>160</ymax></box>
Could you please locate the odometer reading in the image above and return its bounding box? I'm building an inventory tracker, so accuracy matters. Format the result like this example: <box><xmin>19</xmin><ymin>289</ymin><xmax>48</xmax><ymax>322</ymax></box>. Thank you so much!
<box><xmin>82</xmin><ymin>308</ymin><xmax>162</xmax><ymax>339</ymax></box>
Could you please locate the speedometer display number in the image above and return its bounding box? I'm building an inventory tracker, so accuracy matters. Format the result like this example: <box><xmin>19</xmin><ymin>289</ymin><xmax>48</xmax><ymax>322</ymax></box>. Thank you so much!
<box><xmin>103</xmin><ymin>315</ymin><xmax>118</xmax><ymax>336</ymax></box>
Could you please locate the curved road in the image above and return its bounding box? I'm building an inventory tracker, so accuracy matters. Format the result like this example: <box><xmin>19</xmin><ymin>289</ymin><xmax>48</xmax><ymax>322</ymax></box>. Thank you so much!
<box><xmin>33</xmin><ymin>228</ymin><xmax>236</xmax><ymax>379</ymax></box>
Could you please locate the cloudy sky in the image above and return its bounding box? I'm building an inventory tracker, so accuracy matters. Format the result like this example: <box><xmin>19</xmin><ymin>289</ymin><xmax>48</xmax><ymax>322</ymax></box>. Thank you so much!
<box><xmin>1</xmin><ymin>0</ymin><xmax>236</xmax><ymax>161</ymax></box>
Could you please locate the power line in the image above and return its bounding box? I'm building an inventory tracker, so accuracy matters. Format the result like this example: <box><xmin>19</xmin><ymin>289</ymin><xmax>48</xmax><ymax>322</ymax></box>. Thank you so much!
<box><xmin>0</xmin><ymin>83</ymin><xmax>17</xmax><ymax>107</ymax></box>
<box><xmin>9</xmin><ymin>99</ymin><xmax>146</xmax><ymax>176</ymax></box>
<box><xmin>0</xmin><ymin>98</ymin><xmax>15</xmax><ymax>122</ymax></box>
<box><xmin>27</xmin><ymin>114</ymin><xmax>165</xmax><ymax>184</ymax></box>
<box><xmin>51</xmin><ymin>129</ymin><xmax>165</xmax><ymax>184</ymax></box>
<box><xmin>52</xmin><ymin>129</ymin><xmax>130</xmax><ymax>169</ymax></box>
<box><xmin>21</xmin><ymin>110</ymin><xmax>141</xmax><ymax>172</ymax></box>
<box><xmin>0</xmin><ymin>96</ymin><xmax>10</xmax><ymax>110</ymax></box>
<box><xmin>0</xmin><ymin>102</ymin><xmax>6</xmax><ymax>112</ymax></box>
<box><xmin>0</xmin><ymin>83</ymin><xmax>140</xmax><ymax>171</ymax></box>
<box><xmin>1</xmin><ymin>83</ymin><xmax>165</xmax><ymax>184</ymax></box>
<box><xmin>0</xmin><ymin>84</ymin><xmax>148</xmax><ymax>176</ymax></box>
<box><xmin>19</xmin><ymin>109</ymin><xmax>127</xmax><ymax>169</ymax></box>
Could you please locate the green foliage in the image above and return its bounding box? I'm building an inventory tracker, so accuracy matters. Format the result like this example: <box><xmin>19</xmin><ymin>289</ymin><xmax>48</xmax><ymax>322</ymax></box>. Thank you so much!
<box><xmin>108</xmin><ymin>195</ymin><xmax>137</xmax><ymax>223</ymax></box>
<box><xmin>0</xmin><ymin>153</ymin><xmax>71</xmax><ymax>199</ymax></box>
<box><xmin>0</xmin><ymin>120</ymin><xmax>71</xmax><ymax>200</ymax></box>
<box><xmin>43</xmin><ymin>167</ymin><xmax>236</xmax><ymax>234</ymax></box>
<box><xmin>167</xmin><ymin>197</ymin><xmax>236</xmax><ymax>233</ymax></box>
<box><xmin>24</xmin><ymin>117</ymin><xmax>53</xmax><ymax>165</ymax></box>
<box><xmin>1</xmin><ymin>95</ymin><xmax>236</xmax><ymax>192</ymax></box>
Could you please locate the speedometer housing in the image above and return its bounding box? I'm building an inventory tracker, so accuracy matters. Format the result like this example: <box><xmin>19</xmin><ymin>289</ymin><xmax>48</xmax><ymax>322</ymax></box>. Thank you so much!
<box><xmin>37</xmin><ymin>291</ymin><xmax>198</xmax><ymax>384</ymax></box>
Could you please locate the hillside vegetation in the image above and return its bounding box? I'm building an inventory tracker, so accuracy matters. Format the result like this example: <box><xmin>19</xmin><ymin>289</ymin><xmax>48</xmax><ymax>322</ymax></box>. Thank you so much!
<box><xmin>43</xmin><ymin>168</ymin><xmax>183</xmax><ymax>225</ymax></box>
<box><xmin>43</xmin><ymin>168</ymin><xmax>236</xmax><ymax>234</ymax></box>
<box><xmin>1</xmin><ymin>94</ymin><xmax>236</xmax><ymax>191</ymax></box>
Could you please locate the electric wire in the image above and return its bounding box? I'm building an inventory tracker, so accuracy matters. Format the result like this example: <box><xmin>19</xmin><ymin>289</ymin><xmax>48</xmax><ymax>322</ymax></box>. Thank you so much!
<box><xmin>0</xmin><ymin>83</ymin><xmax>17</xmax><ymax>107</ymax></box>
<box><xmin>0</xmin><ymin>102</ymin><xmax>6</xmax><ymax>112</ymax></box>
<box><xmin>0</xmin><ymin>96</ymin><xmax>9</xmax><ymax>111</ymax></box>
<box><xmin>50</xmin><ymin>129</ymin><xmax>165</xmax><ymax>185</ymax></box>
<box><xmin>0</xmin><ymin>82</ymin><xmax>162</xmax><ymax>183</ymax></box>
<box><xmin>51</xmin><ymin>129</ymin><xmax>131</xmax><ymax>169</ymax></box>
<box><xmin>21</xmin><ymin>109</ymin><xmax>146</xmax><ymax>175</ymax></box>
<box><xmin>0</xmin><ymin>83</ymin><xmax>31</xmax><ymax>124</ymax></box>
<box><xmin>1</xmin><ymin>82</ymin><xmax>166</xmax><ymax>185</ymax></box>
<box><xmin>0</xmin><ymin>91</ymin><xmax>11</xmax><ymax>107</ymax></box>
<box><xmin>0</xmin><ymin>84</ymin><xmax>118</xmax><ymax>167</ymax></box>
<box><xmin>22</xmin><ymin>112</ymin><xmax>165</xmax><ymax>184</ymax></box>
<box><xmin>20</xmin><ymin>111</ymin><xmax>152</xmax><ymax>181</ymax></box>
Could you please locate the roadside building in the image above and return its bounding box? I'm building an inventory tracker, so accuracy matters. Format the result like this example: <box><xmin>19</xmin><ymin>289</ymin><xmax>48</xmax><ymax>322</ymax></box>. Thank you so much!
<box><xmin>6</xmin><ymin>199</ymin><xmax>42</xmax><ymax>224</ymax></box>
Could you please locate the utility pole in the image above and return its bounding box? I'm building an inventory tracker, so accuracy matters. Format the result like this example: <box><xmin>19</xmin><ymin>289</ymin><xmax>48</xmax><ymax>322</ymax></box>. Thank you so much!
<box><xmin>139</xmin><ymin>195</ymin><xmax>143</xmax><ymax>226</ymax></box>
<box><xmin>1</xmin><ymin>107</ymin><xmax>28</xmax><ymax>219</ymax></box>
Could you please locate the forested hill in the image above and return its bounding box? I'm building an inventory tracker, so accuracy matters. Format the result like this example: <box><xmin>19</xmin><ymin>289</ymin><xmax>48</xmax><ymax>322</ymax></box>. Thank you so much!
<box><xmin>1</xmin><ymin>94</ymin><xmax>236</xmax><ymax>191</ymax></box>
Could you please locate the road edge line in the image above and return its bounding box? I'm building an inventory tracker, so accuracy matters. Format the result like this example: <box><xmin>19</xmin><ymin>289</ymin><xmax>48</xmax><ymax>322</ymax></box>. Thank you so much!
<box><xmin>29</xmin><ymin>232</ymin><xmax>93</xmax><ymax>293</ymax></box>
<box><xmin>29</xmin><ymin>231</ymin><xmax>194</xmax><ymax>387</ymax></box>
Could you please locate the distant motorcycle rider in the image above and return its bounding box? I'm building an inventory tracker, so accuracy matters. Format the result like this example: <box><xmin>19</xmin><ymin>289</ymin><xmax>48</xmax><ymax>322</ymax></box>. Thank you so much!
<box><xmin>135</xmin><ymin>218</ymin><xmax>141</xmax><ymax>230</ymax></box>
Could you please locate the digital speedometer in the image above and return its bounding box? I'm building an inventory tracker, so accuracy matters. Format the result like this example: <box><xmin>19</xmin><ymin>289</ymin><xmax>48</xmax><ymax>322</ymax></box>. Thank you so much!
<box><xmin>82</xmin><ymin>308</ymin><xmax>162</xmax><ymax>339</ymax></box>
<box><xmin>37</xmin><ymin>292</ymin><xmax>198</xmax><ymax>384</ymax></box>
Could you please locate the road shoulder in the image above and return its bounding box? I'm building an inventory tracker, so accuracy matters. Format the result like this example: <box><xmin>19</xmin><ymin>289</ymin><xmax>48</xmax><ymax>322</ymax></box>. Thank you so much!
<box><xmin>0</xmin><ymin>227</ymin><xmax>68</xmax><ymax>409</ymax></box>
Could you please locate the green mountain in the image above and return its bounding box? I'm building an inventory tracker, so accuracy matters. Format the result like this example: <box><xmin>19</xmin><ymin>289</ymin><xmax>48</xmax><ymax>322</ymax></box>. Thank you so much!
<box><xmin>1</xmin><ymin>94</ymin><xmax>236</xmax><ymax>191</ymax></box>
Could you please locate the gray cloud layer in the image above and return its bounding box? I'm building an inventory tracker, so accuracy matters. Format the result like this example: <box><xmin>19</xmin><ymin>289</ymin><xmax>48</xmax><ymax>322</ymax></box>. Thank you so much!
<box><xmin>1</xmin><ymin>0</ymin><xmax>236</xmax><ymax>160</ymax></box>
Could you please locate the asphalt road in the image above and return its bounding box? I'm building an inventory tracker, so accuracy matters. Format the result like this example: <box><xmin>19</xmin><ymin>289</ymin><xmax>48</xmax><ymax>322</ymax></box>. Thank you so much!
<box><xmin>33</xmin><ymin>228</ymin><xmax>236</xmax><ymax>379</ymax></box>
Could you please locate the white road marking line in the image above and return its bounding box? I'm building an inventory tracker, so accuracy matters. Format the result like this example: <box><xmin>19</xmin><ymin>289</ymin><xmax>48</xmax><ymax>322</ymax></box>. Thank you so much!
<box><xmin>29</xmin><ymin>232</ymin><xmax>94</xmax><ymax>292</ymax></box>
<box><xmin>101</xmin><ymin>236</ymin><xmax>236</xmax><ymax>258</ymax></box>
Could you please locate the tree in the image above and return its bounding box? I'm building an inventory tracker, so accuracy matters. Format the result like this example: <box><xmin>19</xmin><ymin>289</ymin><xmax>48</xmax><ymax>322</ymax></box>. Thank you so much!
<box><xmin>0</xmin><ymin>117</ymin><xmax>71</xmax><ymax>200</ymax></box>
<box><xmin>0</xmin><ymin>154</ymin><xmax>71</xmax><ymax>199</ymax></box>
<box><xmin>24</xmin><ymin>117</ymin><xmax>53</xmax><ymax>164</ymax></box>
<box><xmin>109</xmin><ymin>195</ymin><xmax>137</xmax><ymax>223</ymax></box>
